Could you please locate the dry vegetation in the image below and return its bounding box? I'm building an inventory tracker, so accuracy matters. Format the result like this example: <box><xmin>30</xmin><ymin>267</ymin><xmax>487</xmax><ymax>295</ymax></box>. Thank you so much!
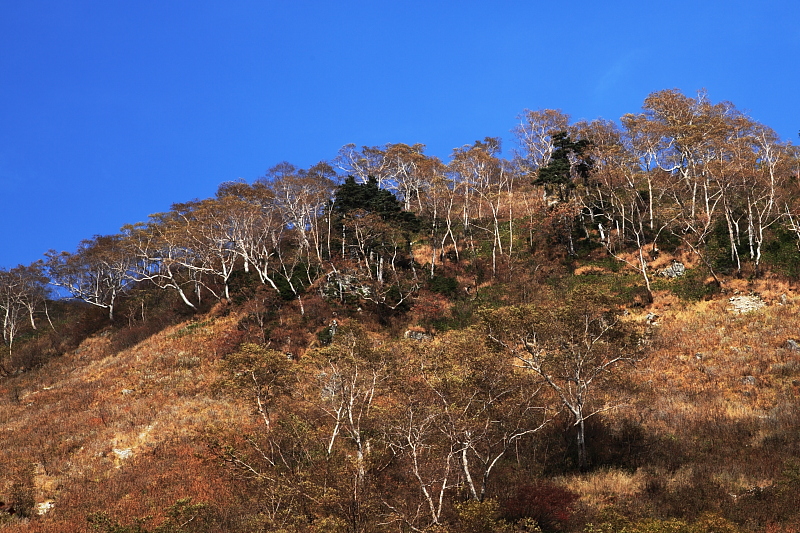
<box><xmin>2</xmin><ymin>89</ymin><xmax>800</xmax><ymax>531</ymax></box>
<box><xmin>0</xmin><ymin>268</ymin><xmax>798</xmax><ymax>532</ymax></box>
<box><xmin>0</xmin><ymin>309</ymin><xmax>251</xmax><ymax>531</ymax></box>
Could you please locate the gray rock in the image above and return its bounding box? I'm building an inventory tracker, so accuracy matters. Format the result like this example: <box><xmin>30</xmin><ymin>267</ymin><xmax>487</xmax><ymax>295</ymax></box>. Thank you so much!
<box><xmin>321</xmin><ymin>270</ymin><xmax>371</xmax><ymax>300</ymax></box>
<box><xmin>741</xmin><ymin>376</ymin><xmax>757</xmax><ymax>386</ymax></box>
<box><xmin>787</xmin><ymin>339</ymin><xmax>800</xmax><ymax>352</ymax></box>
<box><xmin>659</xmin><ymin>261</ymin><xmax>686</xmax><ymax>278</ymax></box>
<box><xmin>404</xmin><ymin>330</ymin><xmax>431</xmax><ymax>341</ymax></box>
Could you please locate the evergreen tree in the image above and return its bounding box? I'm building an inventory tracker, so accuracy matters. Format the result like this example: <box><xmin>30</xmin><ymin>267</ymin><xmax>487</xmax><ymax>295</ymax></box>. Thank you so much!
<box><xmin>333</xmin><ymin>176</ymin><xmax>420</xmax><ymax>233</ymax></box>
<box><xmin>533</xmin><ymin>131</ymin><xmax>593</xmax><ymax>202</ymax></box>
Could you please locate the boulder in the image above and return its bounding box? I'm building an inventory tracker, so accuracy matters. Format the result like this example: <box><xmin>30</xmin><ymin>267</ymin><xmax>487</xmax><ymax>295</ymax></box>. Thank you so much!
<box><xmin>404</xmin><ymin>330</ymin><xmax>431</xmax><ymax>341</ymax></box>
<box><xmin>321</xmin><ymin>270</ymin><xmax>371</xmax><ymax>300</ymax></box>
<box><xmin>659</xmin><ymin>261</ymin><xmax>686</xmax><ymax>278</ymax></box>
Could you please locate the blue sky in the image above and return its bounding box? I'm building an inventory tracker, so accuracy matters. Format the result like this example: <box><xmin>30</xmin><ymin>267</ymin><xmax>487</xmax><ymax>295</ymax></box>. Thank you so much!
<box><xmin>1</xmin><ymin>0</ymin><xmax>798</xmax><ymax>268</ymax></box>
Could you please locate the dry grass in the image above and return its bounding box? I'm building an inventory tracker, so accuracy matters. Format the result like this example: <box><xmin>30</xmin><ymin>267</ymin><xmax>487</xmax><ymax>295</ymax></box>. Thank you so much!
<box><xmin>411</xmin><ymin>242</ymin><xmax>435</xmax><ymax>266</ymax></box>
<box><xmin>619</xmin><ymin>288</ymin><xmax>800</xmax><ymax>484</ymax></box>
<box><xmin>559</xmin><ymin>468</ymin><xmax>646</xmax><ymax>509</ymax></box>
<box><xmin>0</xmin><ymin>312</ymin><xmax>250</xmax><ymax>529</ymax></box>
<box><xmin>574</xmin><ymin>265</ymin><xmax>611</xmax><ymax>276</ymax></box>
<box><xmin>2</xmin><ymin>262</ymin><xmax>800</xmax><ymax>530</ymax></box>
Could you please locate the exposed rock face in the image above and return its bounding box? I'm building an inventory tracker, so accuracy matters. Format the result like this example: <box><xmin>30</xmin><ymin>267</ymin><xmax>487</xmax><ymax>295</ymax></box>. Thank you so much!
<box><xmin>111</xmin><ymin>447</ymin><xmax>134</xmax><ymax>469</ymax></box>
<box><xmin>321</xmin><ymin>270</ymin><xmax>371</xmax><ymax>300</ymax></box>
<box><xmin>404</xmin><ymin>330</ymin><xmax>431</xmax><ymax>341</ymax></box>
<box><xmin>787</xmin><ymin>339</ymin><xmax>800</xmax><ymax>352</ymax></box>
<box><xmin>728</xmin><ymin>295</ymin><xmax>766</xmax><ymax>314</ymax></box>
<box><xmin>659</xmin><ymin>261</ymin><xmax>686</xmax><ymax>278</ymax></box>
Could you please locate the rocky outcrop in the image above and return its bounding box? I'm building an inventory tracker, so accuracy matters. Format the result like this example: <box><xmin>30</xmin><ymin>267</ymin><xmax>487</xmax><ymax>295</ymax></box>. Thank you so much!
<box><xmin>659</xmin><ymin>261</ymin><xmax>686</xmax><ymax>278</ymax></box>
<box><xmin>321</xmin><ymin>270</ymin><xmax>371</xmax><ymax>300</ymax></box>
<box><xmin>728</xmin><ymin>295</ymin><xmax>766</xmax><ymax>314</ymax></box>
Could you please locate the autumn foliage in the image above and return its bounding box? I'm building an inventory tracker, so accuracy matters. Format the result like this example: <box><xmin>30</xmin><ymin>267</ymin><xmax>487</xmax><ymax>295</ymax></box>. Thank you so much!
<box><xmin>2</xmin><ymin>89</ymin><xmax>800</xmax><ymax>532</ymax></box>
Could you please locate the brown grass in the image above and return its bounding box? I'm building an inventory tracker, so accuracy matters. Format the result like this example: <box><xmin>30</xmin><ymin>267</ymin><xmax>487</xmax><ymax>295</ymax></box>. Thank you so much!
<box><xmin>559</xmin><ymin>468</ymin><xmax>646</xmax><ymax>509</ymax></box>
<box><xmin>0</xmin><ymin>312</ymin><xmax>250</xmax><ymax>530</ymax></box>
<box><xmin>2</xmin><ymin>263</ymin><xmax>800</xmax><ymax>530</ymax></box>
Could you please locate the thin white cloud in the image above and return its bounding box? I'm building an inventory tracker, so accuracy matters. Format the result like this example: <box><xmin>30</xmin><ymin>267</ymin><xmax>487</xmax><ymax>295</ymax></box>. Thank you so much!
<box><xmin>593</xmin><ymin>50</ymin><xmax>643</xmax><ymax>102</ymax></box>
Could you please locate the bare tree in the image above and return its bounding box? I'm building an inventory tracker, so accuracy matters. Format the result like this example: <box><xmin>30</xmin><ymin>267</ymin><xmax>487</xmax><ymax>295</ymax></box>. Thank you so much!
<box><xmin>449</xmin><ymin>138</ymin><xmax>514</xmax><ymax>277</ymax></box>
<box><xmin>382</xmin><ymin>143</ymin><xmax>430</xmax><ymax>212</ymax></box>
<box><xmin>46</xmin><ymin>235</ymin><xmax>133</xmax><ymax>320</ymax></box>
<box><xmin>311</xmin><ymin>324</ymin><xmax>387</xmax><ymax>531</ymax></box>
<box><xmin>384</xmin><ymin>397</ymin><xmax>458</xmax><ymax>530</ymax></box>
<box><xmin>171</xmin><ymin>199</ymin><xmax>240</xmax><ymax>301</ymax></box>
<box><xmin>483</xmin><ymin>295</ymin><xmax>642</xmax><ymax>471</ymax></box>
<box><xmin>216</xmin><ymin>181</ymin><xmax>286</xmax><ymax>292</ymax></box>
<box><xmin>579</xmin><ymin>118</ymin><xmax>675</xmax><ymax>303</ymax></box>
<box><xmin>512</xmin><ymin>108</ymin><xmax>571</xmax><ymax>176</ymax></box>
<box><xmin>0</xmin><ymin>262</ymin><xmax>50</xmax><ymax>363</ymax></box>
<box><xmin>745</xmin><ymin>125</ymin><xmax>789</xmax><ymax>275</ymax></box>
<box><xmin>425</xmin><ymin>332</ymin><xmax>549</xmax><ymax>501</ymax></box>
<box><xmin>334</xmin><ymin>144</ymin><xmax>391</xmax><ymax>187</ymax></box>
<box><xmin>122</xmin><ymin>215</ymin><xmax>206</xmax><ymax>310</ymax></box>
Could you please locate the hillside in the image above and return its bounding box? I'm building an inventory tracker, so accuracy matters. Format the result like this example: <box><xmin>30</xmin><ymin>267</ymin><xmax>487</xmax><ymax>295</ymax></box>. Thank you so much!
<box><xmin>2</xmin><ymin>89</ymin><xmax>800</xmax><ymax>532</ymax></box>
<box><xmin>1</xmin><ymin>265</ymin><xmax>800</xmax><ymax>532</ymax></box>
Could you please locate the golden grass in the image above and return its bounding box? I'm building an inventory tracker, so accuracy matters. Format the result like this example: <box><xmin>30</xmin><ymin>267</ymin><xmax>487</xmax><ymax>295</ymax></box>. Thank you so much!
<box><xmin>622</xmin><ymin>286</ymin><xmax>800</xmax><ymax>475</ymax></box>
<box><xmin>411</xmin><ymin>242</ymin><xmax>435</xmax><ymax>266</ymax></box>
<box><xmin>574</xmin><ymin>265</ymin><xmax>610</xmax><ymax>276</ymax></box>
<box><xmin>559</xmin><ymin>468</ymin><xmax>646</xmax><ymax>509</ymax></box>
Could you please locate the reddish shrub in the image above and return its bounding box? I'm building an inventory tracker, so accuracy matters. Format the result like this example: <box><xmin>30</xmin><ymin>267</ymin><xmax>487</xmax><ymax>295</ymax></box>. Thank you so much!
<box><xmin>501</xmin><ymin>481</ymin><xmax>579</xmax><ymax>532</ymax></box>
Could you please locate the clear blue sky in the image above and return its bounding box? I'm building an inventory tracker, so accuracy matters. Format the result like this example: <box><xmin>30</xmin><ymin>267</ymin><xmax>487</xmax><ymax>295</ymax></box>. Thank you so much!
<box><xmin>1</xmin><ymin>0</ymin><xmax>798</xmax><ymax>268</ymax></box>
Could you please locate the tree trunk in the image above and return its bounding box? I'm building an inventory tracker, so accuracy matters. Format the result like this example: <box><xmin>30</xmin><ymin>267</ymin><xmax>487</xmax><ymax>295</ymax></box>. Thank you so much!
<box><xmin>576</xmin><ymin>416</ymin><xmax>588</xmax><ymax>472</ymax></box>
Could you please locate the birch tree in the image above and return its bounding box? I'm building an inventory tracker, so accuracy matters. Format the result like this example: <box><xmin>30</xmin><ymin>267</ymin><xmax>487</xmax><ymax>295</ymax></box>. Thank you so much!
<box><xmin>513</xmin><ymin>108</ymin><xmax>571</xmax><ymax>176</ymax></box>
<box><xmin>310</xmin><ymin>323</ymin><xmax>387</xmax><ymax>531</ymax></box>
<box><xmin>46</xmin><ymin>235</ymin><xmax>134</xmax><ymax>321</ymax></box>
<box><xmin>0</xmin><ymin>262</ymin><xmax>49</xmax><ymax>359</ymax></box>
<box><xmin>334</xmin><ymin>144</ymin><xmax>391</xmax><ymax>187</ymax></box>
<box><xmin>449</xmin><ymin>138</ymin><xmax>514</xmax><ymax>277</ymax></box>
<box><xmin>122</xmin><ymin>215</ymin><xmax>207</xmax><ymax>310</ymax></box>
<box><xmin>483</xmin><ymin>292</ymin><xmax>642</xmax><ymax>471</ymax></box>
<box><xmin>423</xmin><ymin>330</ymin><xmax>550</xmax><ymax>501</ymax></box>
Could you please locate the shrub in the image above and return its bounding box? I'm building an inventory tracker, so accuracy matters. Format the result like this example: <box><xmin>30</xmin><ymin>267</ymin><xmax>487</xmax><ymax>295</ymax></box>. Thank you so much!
<box><xmin>762</xmin><ymin>229</ymin><xmax>800</xmax><ymax>279</ymax></box>
<box><xmin>584</xmin><ymin>513</ymin><xmax>740</xmax><ymax>533</ymax></box>
<box><xmin>428</xmin><ymin>274</ymin><xmax>459</xmax><ymax>297</ymax></box>
<box><xmin>87</xmin><ymin>498</ymin><xmax>211</xmax><ymax>533</ymax></box>
<box><xmin>501</xmin><ymin>482</ymin><xmax>579</xmax><ymax>532</ymax></box>
<box><xmin>654</xmin><ymin>266</ymin><xmax>718</xmax><ymax>301</ymax></box>
<box><xmin>457</xmin><ymin>499</ymin><xmax>515</xmax><ymax>533</ymax></box>
<box><xmin>9</xmin><ymin>464</ymin><xmax>36</xmax><ymax>519</ymax></box>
